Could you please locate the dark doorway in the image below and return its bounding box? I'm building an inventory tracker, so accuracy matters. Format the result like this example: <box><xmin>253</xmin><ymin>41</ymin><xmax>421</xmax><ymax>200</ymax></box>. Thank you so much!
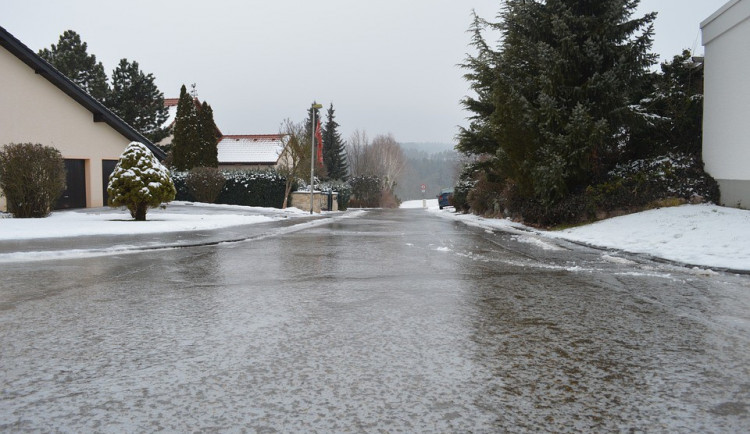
<box><xmin>102</xmin><ymin>160</ymin><xmax>118</xmax><ymax>205</ymax></box>
<box><xmin>55</xmin><ymin>159</ymin><xmax>86</xmax><ymax>209</ymax></box>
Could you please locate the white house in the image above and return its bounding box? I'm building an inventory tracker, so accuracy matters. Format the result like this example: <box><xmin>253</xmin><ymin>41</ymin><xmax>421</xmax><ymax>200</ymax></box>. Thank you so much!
<box><xmin>0</xmin><ymin>25</ymin><xmax>165</xmax><ymax>211</ymax></box>
<box><xmin>701</xmin><ymin>0</ymin><xmax>750</xmax><ymax>208</ymax></box>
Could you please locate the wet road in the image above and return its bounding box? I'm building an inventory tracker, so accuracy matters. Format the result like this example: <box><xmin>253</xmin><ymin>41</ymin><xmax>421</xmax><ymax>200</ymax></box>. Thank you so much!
<box><xmin>2</xmin><ymin>209</ymin><xmax>750</xmax><ymax>432</ymax></box>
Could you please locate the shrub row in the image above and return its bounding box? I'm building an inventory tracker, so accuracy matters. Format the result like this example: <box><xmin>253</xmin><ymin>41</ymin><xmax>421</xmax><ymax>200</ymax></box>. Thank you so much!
<box><xmin>457</xmin><ymin>153</ymin><xmax>720</xmax><ymax>227</ymax></box>
<box><xmin>173</xmin><ymin>169</ymin><xmax>289</xmax><ymax>208</ymax></box>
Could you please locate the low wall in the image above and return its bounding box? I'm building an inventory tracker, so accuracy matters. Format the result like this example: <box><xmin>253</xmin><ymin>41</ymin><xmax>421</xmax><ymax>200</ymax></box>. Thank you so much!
<box><xmin>290</xmin><ymin>191</ymin><xmax>339</xmax><ymax>213</ymax></box>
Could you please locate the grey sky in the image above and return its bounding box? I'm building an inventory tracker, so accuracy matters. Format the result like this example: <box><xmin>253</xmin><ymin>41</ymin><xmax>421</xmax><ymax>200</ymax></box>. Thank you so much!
<box><xmin>1</xmin><ymin>0</ymin><xmax>728</xmax><ymax>145</ymax></box>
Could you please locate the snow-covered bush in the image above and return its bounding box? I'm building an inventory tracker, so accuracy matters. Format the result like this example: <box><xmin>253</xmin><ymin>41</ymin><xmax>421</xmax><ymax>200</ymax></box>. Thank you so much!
<box><xmin>319</xmin><ymin>179</ymin><xmax>351</xmax><ymax>210</ymax></box>
<box><xmin>107</xmin><ymin>141</ymin><xmax>176</xmax><ymax>221</ymax></box>
<box><xmin>588</xmin><ymin>153</ymin><xmax>720</xmax><ymax>212</ymax></box>
<box><xmin>186</xmin><ymin>167</ymin><xmax>225</xmax><ymax>203</ymax></box>
<box><xmin>0</xmin><ymin>143</ymin><xmax>66</xmax><ymax>218</ymax></box>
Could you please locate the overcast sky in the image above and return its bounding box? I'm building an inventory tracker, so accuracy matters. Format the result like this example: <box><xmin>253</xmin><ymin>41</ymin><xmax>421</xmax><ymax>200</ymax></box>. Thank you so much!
<box><xmin>1</xmin><ymin>0</ymin><xmax>729</xmax><ymax>145</ymax></box>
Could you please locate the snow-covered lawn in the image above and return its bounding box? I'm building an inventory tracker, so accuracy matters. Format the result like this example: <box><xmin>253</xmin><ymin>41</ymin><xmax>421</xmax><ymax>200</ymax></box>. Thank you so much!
<box><xmin>402</xmin><ymin>199</ymin><xmax>750</xmax><ymax>273</ymax></box>
<box><xmin>0</xmin><ymin>202</ymin><xmax>308</xmax><ymax>241</ymax></box>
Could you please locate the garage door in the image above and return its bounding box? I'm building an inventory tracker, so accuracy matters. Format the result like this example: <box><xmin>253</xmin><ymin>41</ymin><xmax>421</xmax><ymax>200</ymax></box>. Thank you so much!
<box><xmin>55</xmin><ymin>159</ymin><xmax>86</xmax><ymax>209</ymax></box>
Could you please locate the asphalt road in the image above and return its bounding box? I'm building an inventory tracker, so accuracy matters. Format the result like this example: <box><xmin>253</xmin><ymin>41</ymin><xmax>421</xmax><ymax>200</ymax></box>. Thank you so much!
<box><xmin>1</xmin><ymin>208</ymin><xmax>749</xmax><ymax>432</ymax></box>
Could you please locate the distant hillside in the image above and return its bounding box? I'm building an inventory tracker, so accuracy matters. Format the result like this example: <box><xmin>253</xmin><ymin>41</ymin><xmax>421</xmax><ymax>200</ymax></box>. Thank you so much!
<box><xmin>399</xmin><ymin>142</ymin><xmax>457</xmax><ymax>154</ymax></box>
<box><xmin>396</xmin><ymin>148</ymin><xmax>460</xmax><ymax>201</ymax></box>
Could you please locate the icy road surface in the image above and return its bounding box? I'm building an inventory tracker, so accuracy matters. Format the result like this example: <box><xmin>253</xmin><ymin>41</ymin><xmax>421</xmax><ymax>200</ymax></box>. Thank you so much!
<box><xmin>1</xmin><ymin>209</ymin><xmax>750</xmax><ymax>432</ymax></box>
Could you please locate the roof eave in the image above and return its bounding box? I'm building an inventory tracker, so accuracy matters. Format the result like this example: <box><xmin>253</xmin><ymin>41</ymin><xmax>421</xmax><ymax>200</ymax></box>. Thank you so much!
<box><xmin>0</xmin><ymin>25</ymin><xmax>167</xmax><ymax>161</ymax></box>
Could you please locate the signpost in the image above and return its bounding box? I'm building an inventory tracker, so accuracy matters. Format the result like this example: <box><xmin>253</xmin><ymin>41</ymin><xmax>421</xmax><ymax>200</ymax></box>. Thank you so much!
<box><xmin>420</xmin><ymin>184</ymin><xmax>427</xmax><ymax>209</ymax></box>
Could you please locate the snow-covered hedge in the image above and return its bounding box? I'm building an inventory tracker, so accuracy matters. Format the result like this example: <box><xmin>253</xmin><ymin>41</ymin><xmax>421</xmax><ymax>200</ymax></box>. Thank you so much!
<box><xmin>318</xmin><ymin>179</ymin><xmax>351</xmax><ymax>210</ymax></box>
<box><xmin>173</xmin><ymin>169</ymin><xmax>288</xmax><ymax>208</ymax></box>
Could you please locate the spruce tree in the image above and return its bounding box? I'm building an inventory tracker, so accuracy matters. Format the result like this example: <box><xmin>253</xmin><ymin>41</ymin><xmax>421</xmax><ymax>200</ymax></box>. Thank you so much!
<box><xmin>38</xmin><ymin>30</ymin><xmax>109</xmax><ymax>101</ymax></box>
<box><xmin>460</xmin><ymin>0</ymin><xmax>656</xmax><ymax>206</ymax></box>
<box><xmin>322</xmin><ymin>103</ymin><xmax>349</xmax><ymax>180</ymax></box>
<box><xmin>630</xmin><ymin>50</ymin><xmax>704</xmax><ymax>159</ymax></box>
<box><xmin>106</xmin><ymin>59</ymin><xmax>169</xmax><ymax>143</ymax></box>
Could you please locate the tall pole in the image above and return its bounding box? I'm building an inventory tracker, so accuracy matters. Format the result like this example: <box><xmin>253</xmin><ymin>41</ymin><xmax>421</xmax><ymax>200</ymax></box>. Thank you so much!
<box><xmin>310</xmin><ymin>102</ymin><xmax>323</xmax><ymax>214</ymax></box>
<box><xmin>310</xmin><ymin>106</ymin><xmax>315</xmax><ymax>214</ymax></box>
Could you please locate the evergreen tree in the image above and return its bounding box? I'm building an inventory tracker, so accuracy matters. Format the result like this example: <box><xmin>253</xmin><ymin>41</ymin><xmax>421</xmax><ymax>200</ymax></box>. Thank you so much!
<box><xmin>171</xmin><ymin>85</ymin><xmax>201</xmax><ymax>171</ymax></box>
<box><xmin>198</xmin><ymin>101</ymin><xmax>219</xmax><ymax>167</ymax></box>
<box><xmin>38</xmin><ymin>30</ymin><xmax>109</xmax><ymax>101</ymax></box>
<box><xmin>107</xmin><ymin>142</ymin><xmax>176</xmax><ymax>221</ymax></box>
<box><xmin>629</xmin><ymin>50</ymin><xmax>704</xmax><ymax>159</ymax></box>
<box><xmin>322</xmin><ymin>103</ymin><xmax>349</xmax><ymax>180</ymax></box>
<box><xmin>460</xmin><ymin>0</ymin><xmax>656</xmax><ymax>206</ymax></box>
<box><xmin>171</xmin><ymin>85</ymin><xmax>219</xmax><ymax>170</ymax></box>
<box><xmin>106</xmin><ymin>59</ymin><xmax>170</xmax><ymax>143</ymax></box>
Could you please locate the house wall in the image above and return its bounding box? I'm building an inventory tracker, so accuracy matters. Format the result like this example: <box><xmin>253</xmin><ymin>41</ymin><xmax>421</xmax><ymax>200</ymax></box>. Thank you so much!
<box><xmin>701</xmin><ymin>0</ymin><xmax>750</xmax><ymax>208</ymax></box>
<box><xmin>0</xmin><ymin>45</ymin><xmax>130</xmax><ymax>211</ymax></box>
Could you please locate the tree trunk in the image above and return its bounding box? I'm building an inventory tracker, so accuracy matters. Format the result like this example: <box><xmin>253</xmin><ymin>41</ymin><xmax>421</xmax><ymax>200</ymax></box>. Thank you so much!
<box><xmin>134</xmin><ymin>203</ymin><xmax>148</xmax><ymax>221</ymax></box>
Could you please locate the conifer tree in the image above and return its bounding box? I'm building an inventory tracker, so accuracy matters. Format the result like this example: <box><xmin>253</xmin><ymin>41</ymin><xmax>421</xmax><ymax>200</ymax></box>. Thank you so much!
<box><xmin>106</xmin><ymin>59</ymin><xmax>169</xmax><ymax>143</ymax></box>
<box><xmin>107</xmin><ymin>142</ymin><xmax>176</xmax><ymax>221</ymax></box>
<box><xmin>460</xmin><ymin>0</ymin><xmax>656</xmax><ymax>206</ymax></box>
<box><xmin>38</xmin><ymin>30</ymin><xmax>109</xmax><ymax>101</ymax></box>
<box><xmin>198</xmin><ymin>101</ymin><xmax>220</xmax><ymax>167</ymax></box>
<box><xmin>171</xmin><ymin>85</ymin><xmax>219</xmax><ymax>170</ymax></box>
<box><xmin>322</xmin><ymin>103</ymin><xmax>349</xmax><ymax>180</ymax></box>
<box><xmin>171</xmin><ymin>85</ymin><xmax>200</xmax><ymax>171</ymax></box>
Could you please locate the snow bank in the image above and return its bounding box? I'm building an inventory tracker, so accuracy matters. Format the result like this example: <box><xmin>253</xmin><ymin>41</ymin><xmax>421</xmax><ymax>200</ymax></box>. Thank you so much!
<box><xmin>548</xmin><ymin>204</ymin><xmax>750</xmax><ymax>271</ymax></box>
<box><xmin>430</xmin><ymin>204</ymin><xmax>750</xmax><ymax>272</ymax></box>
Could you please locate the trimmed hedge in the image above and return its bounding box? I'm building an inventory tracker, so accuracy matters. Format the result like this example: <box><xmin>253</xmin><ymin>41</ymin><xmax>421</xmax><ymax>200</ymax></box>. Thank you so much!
<box><xmin>173</xmin><ymin>169</ymin><xmax>289</xmax><ymax>208</ymax></box>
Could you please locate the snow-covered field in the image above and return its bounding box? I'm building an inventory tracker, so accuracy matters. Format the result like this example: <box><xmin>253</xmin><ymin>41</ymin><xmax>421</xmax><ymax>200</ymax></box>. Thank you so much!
<box><xmin>401</xmin><ymin>199</ymin><xmax>750</xmax><ymax>273</ymax></box>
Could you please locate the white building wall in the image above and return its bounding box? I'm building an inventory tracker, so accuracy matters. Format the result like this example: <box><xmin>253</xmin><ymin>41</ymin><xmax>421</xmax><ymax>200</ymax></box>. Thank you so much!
<box><xmin>701</xmin><ymin>0</ymin><xmax>750</xmax><ymax>208</ymax></box>
<box><xmin>0</xmin><ymin>44</ymin><xmax>130</xmax><ymax>210</ymax></box>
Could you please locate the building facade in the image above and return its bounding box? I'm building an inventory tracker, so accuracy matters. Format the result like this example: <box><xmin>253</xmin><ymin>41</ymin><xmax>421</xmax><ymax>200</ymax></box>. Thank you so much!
<box><xmin>701</xmin><ymin>0</ymin><xmax>750</xmax><ymax>208</ymax></box>
<box><xmin>0</xmin><ymin>26</ymin><xmax>164</xmax><ymax>211</ymax></box>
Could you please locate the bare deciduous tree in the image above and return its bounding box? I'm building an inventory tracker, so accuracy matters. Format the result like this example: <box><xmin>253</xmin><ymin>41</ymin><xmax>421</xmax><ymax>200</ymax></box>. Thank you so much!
<box><xmin>278</xmin><ymin>119</ymin><xmax>311</xmax><ymax>208</ymax></box>
<box><xmin>346</xmin><ymin>129</ymin><xmax>370</xmax><ymax>178</ymax></box>
<box><xmin>370</xmin><ymin>133</ymin><xmax>406</xmax><ymax>191</ymax></box>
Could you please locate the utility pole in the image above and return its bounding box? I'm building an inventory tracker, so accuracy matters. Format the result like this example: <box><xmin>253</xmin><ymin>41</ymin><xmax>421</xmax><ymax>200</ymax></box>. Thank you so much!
<box><xmin>310</xmin><ymin>102</ymin><xmax>323</xmax><ymax>214</ymax></box>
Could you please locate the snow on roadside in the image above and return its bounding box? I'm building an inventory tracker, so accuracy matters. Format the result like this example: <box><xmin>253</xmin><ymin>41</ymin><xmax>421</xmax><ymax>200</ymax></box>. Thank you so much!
<box><xmin>400</xmin><ymin>199</ymin><xmax>440</xmax><ymax>210</ymax></box>
<box><xmin>547</xmin><ymin>204</ymin><xmax>750</xmax><ymax>272</ymax></box>
<box><xmin>425</xmin><ymin>203</ymin><xmax>750</xmax><ymax>272</ymax></box>
<box><xmin>0</xmin><ymin>210</ymin><xmax>275</xmax><ymax>240</ymax></box>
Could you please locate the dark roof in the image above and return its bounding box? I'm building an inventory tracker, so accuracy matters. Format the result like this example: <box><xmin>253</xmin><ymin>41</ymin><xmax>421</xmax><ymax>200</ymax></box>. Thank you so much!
<box><xmin>0</xmin><ymin>25</ymin><xmax>166</xmax><ymax>160</ymax></box>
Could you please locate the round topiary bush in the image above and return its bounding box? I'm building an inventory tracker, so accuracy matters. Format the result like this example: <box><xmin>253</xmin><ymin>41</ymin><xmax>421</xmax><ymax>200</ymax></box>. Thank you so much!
<box><xmin>107</xmin><ymin>141</ymin><xmax>176</xmax><ymax>221</ymax></box>
<box><xmin>0</xmin><ymin>143</ymin><xmax>66</xmax><ymax>218</ymax></box>
<box><xmin>186</xmin><ymin>166</ymin><xmax>226</xmax><ymax>203</ymax></box>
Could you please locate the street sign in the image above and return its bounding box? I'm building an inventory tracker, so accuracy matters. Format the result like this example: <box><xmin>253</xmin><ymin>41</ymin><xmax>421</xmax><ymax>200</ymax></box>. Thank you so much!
<box><xmin>420</xmin><ymin>184</ymin><xmax>426</xmax><ymax>193</ymax></box>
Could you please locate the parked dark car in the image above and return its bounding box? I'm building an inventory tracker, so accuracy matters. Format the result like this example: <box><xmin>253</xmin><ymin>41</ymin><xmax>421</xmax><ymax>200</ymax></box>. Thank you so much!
<box><xmin>437</xmin><ymin>188</ymin><xmax>453</xmax><ymax>209</ymax></box>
